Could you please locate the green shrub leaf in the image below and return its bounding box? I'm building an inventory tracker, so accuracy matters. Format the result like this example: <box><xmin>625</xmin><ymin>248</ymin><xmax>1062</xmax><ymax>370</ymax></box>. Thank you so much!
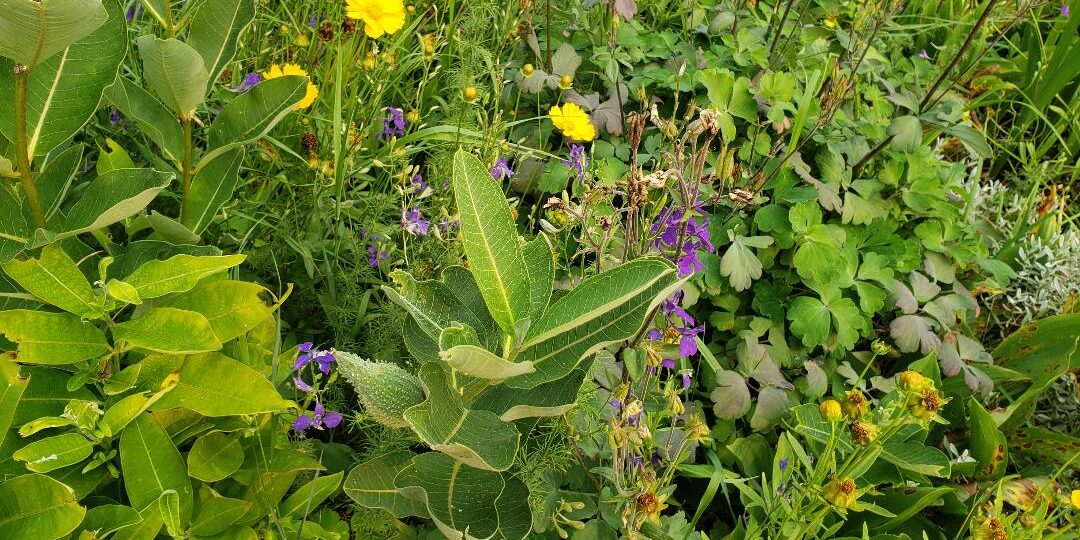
<box><xmin>0</xmin><ymin>0</ymin><xmax>107</xmax><ymax>67</ymax></box>
<box><xmin>0</xmin><ymin>473</ymin><xmax>85</xmax><ymax>539</ymax></box>
<box><xmin>135</xmin><ymin>36</ymin><xmax>209</xmax><ymax>117</ymax></box>
<box><xmin>0</xmin><ymin>310</ymin><xmax>109</xmax><ymax>364</ymax></box>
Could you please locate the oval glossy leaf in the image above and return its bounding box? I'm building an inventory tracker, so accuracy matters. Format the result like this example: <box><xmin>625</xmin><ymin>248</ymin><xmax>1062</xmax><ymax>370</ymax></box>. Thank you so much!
<box><xmin>187</xmin><ymin>432</ymin><xmax>244</xmax><ymax>482</ymax></box>
<box><xmin>105</xmin><ymin>76</ymin><xmax>185</xmax><ymax>163</ymax></box>
<box><xmin>119</xmin><ymin>413</ymin><xmax>193</xmax><ymax>522</ymax></box>
<box><xmin>0</xmin><ymin>0</ymin><xmax>107</xmax><ymax>67</ymax></box>
<box><xmin>343</xmin><ymin>451</ymin><xmax>427</xmax><ymax>519</ymax></box>
<box><xmin>1</xmin><ymin>243</ymin><xmax>97</xmax><ymax>317</ymax></box>
<box><xmin>63</xmin><ymin>168</ymin><xmax>174</xmax><ymax>238</ymax></box>
<box><xmin>185</xmin><ymin>148</ymin><xmax>245</xmax><ymax>233</ymax></box>
<box><xmin>113</xmin><ymin>307</ymin><xmax>222</xmax><ymax>354</ymax></box>
<box><xmin>121</xmin><ymin>253</ymin><xmax>245</xmax><ymax>300</ymax></box>
<box><xmin>187</xmin><ymin>0</ymin><xmax>254</xmax><ymax>85</ymax></box>
<box><xmin>0</xmin><ymin>473</ymin><xmax>85</xmax><ymax>539</ymax></box>
<box><xmin>76</xmin><ymin>504</ymin><xmax>141</xmax><ymax>537</ymax></box>
<box><xmin>190</xmin><ymin>493</ymin><xmax>250</xmax><ymax>536</ymax></box>
<box><xmin>136</xmin><ymin>36</ymin><xmax>209</xmax><ymax>117</ymax></box>
<box><xmin>157</xmin><ymin>279</ymin><xmax>279</xmax><ymax>343</ymax></box>
<box><xmin>137</xmin><ymin>352</ymin><xmax>293</xmax><ymax>416</ymax></box>
<box><xmin>13</xmin><ymin>432</ymin><xmax>92</xmax><ymax>473</ymax></box>
<box><xmin>0</xmin><ymin>0</ymin><xmax>124</xmax><ymax>157</ymax></box>
<box><xmin>203</xmin><ymin>75</ymin><xmax>307</xmax><ymax>161</ymax></box>
<box><xmin>278</xmin><ymin>471</ymin><xmax>343</xmax><ymax>518</ymax></box>
<box><xmin>451</xmin><ymin>149</ymin><xmax>530</xmax><ymax>337</ymax></box>
<box><xmin>0</xmin><ymin>310</ymin><xmax>109</xmax><ymax>365</ymax></box>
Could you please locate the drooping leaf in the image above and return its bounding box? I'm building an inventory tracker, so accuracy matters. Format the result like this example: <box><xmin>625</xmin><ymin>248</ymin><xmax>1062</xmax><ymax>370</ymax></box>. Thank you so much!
<box><xmin>0</xmin><ymin>473</ymin><xmax>85</xmax><ymax>539</ymax></box>
<box><xmin>452</xmin><ymin>150</ymin><xmax>531</xmax><ymax>338</ymax></box>
<box><xmin>136</xmin><ymin>36</ymin><xmax>209</xmax><ymax>117</ymax></box>
<box><xmin>395</xmin><ymin>452</ymin><xmax>532</xmax><ymax>540</ymax></box>
<box><xmin>187</xmin><ymin>0</ymin><xmax>255</xmax><ymax>86</ymax></box>
<box><xmin>0</xmin><ymin>310</ymin><xmax>109</xmax><ymax>365</ymax></box>
<box><xmin>439</xmin><ymin>345</ymin><xmax>534</xmax><ymax>380</ymax></box>
<box><xmin>184</xmin><ymin>148</ymin><xmax>245</xmax><ymax>233</ymax></box>
<box><xmin>470</xmin><ymin>368</ymin><xmax>587</xmax><ymax>421</ymax></box>
<box><xmin>404</xmin><ymin>363</ymin><xmax>519</xmax><ymax>472</ymax></box>
<box><xmin>104</xmin><ymin>76</ymin><xmax>185</xmax><ymax>163</ymax></box>
<box><xmin>343</xmin><ymin>451</ymin><xmax>427</xmax><ymax>519</ymax></box>
<box><xmin>120</xmin><ymin>414</ymin><xmax>193</xmax><ymax>524</ymax></box>
<box><xmin>511</xmin><ymin>257</ymin><xmax>680</xmax><ymax>388</ymax></box>
<box><xmin>62</xmin><ymin>168</ymin><xmax>173</xmax><ymax>238</ymax></box>
<box><xmin>135</xmin><ymin>353</ymin><xmax>293</xmax><ymax>416</ymax></box>
<box><xmin>710</xmin><ymin>370</ymin><xmax>751</xmax><ymax>420</ymax></box>
<box><xmin>112</xmin><ymin>307</ymin><xmax>222</xmax><ymax>354</ymax></box>
<box><xmin>75</xmin><ymin>504</ymin><xmax>141</xmax><ymax>538</ymax></box>
<box><xmin>0</xmin><ymin>0</ymin><xmax>124</xmax><ymax>157</ymax></box>
<box><xmin>750</xmin><ymin>386</ymin><xmax>794</xmax><ymax>431</ymax></box>
<box><xmin>890</xmin><ymin>314</ymin><xmax>940</xmax><ymax>354</ymax></box>
<box><xmin>1</xmin><ymin>243</ymin><xmax>98</xmax><ymax>317</ymax></box>
<box><xmin>0</xmin><ymin>0</ymin><xmax>107</xmax><ymax>67</ymax></box>
<box><xmin>202</xmin><ymin>75</ymin><xmax>307</xmax><ymax>164</ymax></box>
<box><xmin>990</xmin><ymin>314</ymin><xmax>1080</xmax><ymax>429</ymax></box>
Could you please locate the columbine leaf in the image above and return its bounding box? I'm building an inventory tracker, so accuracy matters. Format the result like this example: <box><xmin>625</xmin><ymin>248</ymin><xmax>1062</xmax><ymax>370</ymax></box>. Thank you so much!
<box><xmin>750</xmin><ymin>386</ymin><xmax>794</xmax><ymax>431</ymax></box>
<box><xmin>452</xmin><ymin>150</ymin><xmax>531</xmax><ymax>338</ymax></box>
<box><xmin>890</xmin><ymin>314</ymin><xmax>940</xmax><ymax>354</ymax></box>
<box><xmin>719</xmin><ymin>233</ymin><xmax>772</xmax><ymax>291</ymax></box>
<box><xmin>710</xmin><ymin>370</ymin><xmax>750</xmax><ymax>420</ymax></box>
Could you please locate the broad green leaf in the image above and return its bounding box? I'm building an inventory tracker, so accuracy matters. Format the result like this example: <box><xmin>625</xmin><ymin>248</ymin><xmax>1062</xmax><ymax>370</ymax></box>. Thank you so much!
<box><xmin>110</xmin><ymin>501</ymin><xmax>163</xmax><ymax>540</ymax></box>
<box><xmin>749</xmin><ymin>386</ymin><xmax>793</xmax><ymax>431</ymax></box>
<box><xmin>201</xmin><ymin>75</ymin><xmax>307</xmax><ymax>165</ymax></box>
<box><xmin>190</xmin><ymin>493</ymin><xmax>250</xmax><ymax>536</ymax></box>
<box><xmin>470</xmin><ymin>368</ymin><xmax>587</xmax><ymax>422</ymax></box>
<box><xmin>136</xmin><ymin>36</ymin><xmax>209</xmax><ymax>117</ymax></box>
<box><xmin>888</xmin><ymin>115</ymin><xmax>922</xmax><ymax>152</ymax></box>
<box><xmin>0</xmin><ymin>188</ymin><xmax>29</xmax><ymax>263</ymax></box>
<box><xmin>13</xmin><ymin>432</ymin><xmax>92</xmax><ymax>473</ymax></box>
<box><xmin>395</xmin><ymin>452</ymin><xmax>532</xmax><ymax>540</ymax></box>
<box><xmin>1</xmin><ymin>243</ymin><xmax>97</xmax><ymax>316</ymax></box>
<box><xmin>121</xmin><ymin>254</ymin><xmax>244</xmax><ymax>300</ymax></box>
<box><xmin>440</xmin><ymin>345</ymin><xmax>534</xmax><ymax>380</ymax></box>
<box><xmin>344</xmin><ymin>452</ymin><xmax>427</xmax><ymax>518</ymax></box>
<box><xmin>511</xmin><ymin>257</ymin><xmax>680</xmax><ymax>388</ymax></box>
<box><xmin>113</xmin><ymin>307</ymin><xmax>222</xmax><ymax>354</ymax></box>
<box><xmin>710</xmin><ymin>370</ymin><xmax>750</xmax><ymax>420</ymax></box>
<box><xmin>880</xmin><ymin>440</ymin><xmax>951</xmax><ymax>477</ymax></box>
<box><xmin>0</xmin><ymin>0</ymin><xmax>124</xmax><ymax>157</ymax></box>
<box><xmin>76</xmin><ymin>504</ymin><xmax>141</xmax><ymax>537</ymax></box>
<box><xmin>1010</xmin><ymin>428</ymin><xmax>1080</xmax><ymax>473</ymax></box>
<box><xmin>787</xmin><ymin>288</ymin><xmax>863</xmax><ymax>350</ymax></box>
<box><xmin>143</xmin><ymin>210</ymin><xmax>200</xmax><ymax>245</ymax></box>
<box><xmin>0</xmin><ymin>474</ymin><xmax>85</xmax><ymax>539</ymax></box>
<box><xmin>403</xmin><ymin>363</ymin><xmax>519</xmax><ymax>472</ymax></box>
<box><xmin>158</xmin><ymin>279</ymin><xmax>278</xmax><ymax>342</ymax></box>
<box><xmin>0</xmin><ymin>360</ymin><xmax>28</xmax><ymax>449</ymax></box>
<box><xmin>105</xmin><ymin>77</ymin><xmax>185</xmax><ymax>163</ymax></box>
<box><xmin>135</xmin><ymin>353</ymin><xmax>293</xmax><ymax>416</ymax></box>
<box><xmin>967</xmin><ymin>397</ymin><xmax>1007</xmax><ymax>480</ymax></box>
<box><xmin>185</xmin><ymin>148</ymin><xmax>245</xmax><ymax>233</ymax></box>
<box><xmin>99</xmin><ymin>392</ymin><xmax>160</xmax><ymax>436</ymax></box>
<box><xmin>0</xmin><ymin>310</ymin><xmax>108</xmax><ymax>364</ymax></box>
<box><xmin>792</xmin><ymin>224</ymin><xmax>843</xmax><ymax>287</ymax></box>
<box><xmin>63</xmin><ymin>168</ymin><xmax>173</xmax><ymax>238</ymax></box>
<box><xmin>279</xmin><ymin>471</ymin><xmax>343</xmax><ymax>518</ymax></box>
<box><xmin>522</xmin><ymin>234</ymin><xmax>554</xmax><ymax>324</ymax></box>
<box><xmin>120</xmin><ymin>413</ymin><xmax>193</xmax><ymax>522</ymax></box>
<box><xmin>187</xmin><ymin>432</ymin><xmax>244</xmax><ymax>482</ymax></box>
<box><xmin>383</xmin><ymin>269</ymin><xmax>498</xmax><ymax>352</ymax></box>
<box><xmin>158</xmin><ymin>490</ymin><xmax>182</xmax><ymax>538</ymax></box>
<box><xmin>188</xmin><ymin>0</ymin><xmax>255</xmax><ymax>85</ymax></box>
<box><xmin>0</xmin><ymin>0</ymin><xmax>107</xmax><ymax>67</ymax></box>
<box><xmin>451</xmin><ymin>149</ymin><xmax>530</xmax><ymax>337</ymax></box>
<box><xmin>96</xmin><ymin>139</ymin><xmax>135</xmax><ymax>175</ymax></box>
<box><xmin>719</xmin><ymin>234</ymin><xmax>772</xmax><ymax>291</ymax></box>
<box><xmin>10</xmin><ymin>367</ymin><xmax>94</xmax><ymax>425</ymax></box>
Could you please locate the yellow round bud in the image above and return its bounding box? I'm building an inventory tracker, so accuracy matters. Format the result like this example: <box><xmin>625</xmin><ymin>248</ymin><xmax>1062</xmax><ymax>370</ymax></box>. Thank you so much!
<box><xmin>463</xmin><ymin>86</ymin><xmax>478</xmax><ymax>102</ymax></box>
<box><xmin>897</xmin><ymin>370</ymin><xmax>931</xmax><ymax>392</ymax></box>
<box><xmin>362</xmin><ymin>53</ymin><xmax>376</xmax><ymax>70</ymax></box>
<box><xmin>407</xmin><ymin>5</ymin><xmax>415</xmax><ymax>14</ymax></box>
<box><xmin>559</xmin><ymin>74</ymin><xmax>573</xmax><ymax>89</ymax></box>
<box><xmin>522</xmin><ymin>63</ymin><xmax>535</xmax><ymax>76</ymax></box>
<box><xmin>406</xmin><ymin>109</ymin><xmax>420</xmax><ymax>124</ymax></box>
<box><xmin>819</xmin><ymin>399</ymin><xmax>843</xmax><ymax>422</ymax></box>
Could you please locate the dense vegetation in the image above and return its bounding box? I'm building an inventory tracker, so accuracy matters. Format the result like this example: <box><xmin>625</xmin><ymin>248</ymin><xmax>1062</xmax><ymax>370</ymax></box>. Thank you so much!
<box><xmin>0</xmin><ymin>0</ymin><xmax>1078</xmax><ymax>539</ymax></box>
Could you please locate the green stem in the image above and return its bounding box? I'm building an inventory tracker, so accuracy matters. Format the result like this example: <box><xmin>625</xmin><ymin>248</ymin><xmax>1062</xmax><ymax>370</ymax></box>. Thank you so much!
<box><xmin>180</xmin><ymin>117</ymin><xmax>193</xmax><ymax>225</ymax></box>
<box><xmin>14</xmin><ymin>65</ymin><xmax>46</xmax><ymax>229</ymax></box>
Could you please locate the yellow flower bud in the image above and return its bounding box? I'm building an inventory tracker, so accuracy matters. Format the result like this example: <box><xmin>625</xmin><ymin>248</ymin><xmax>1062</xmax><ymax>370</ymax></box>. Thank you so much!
<box><xmin>823</xmin><ymin>477</ymin><xmax>857</xmax><ymax>509</ymax></box>
<box><xmin>559</xmin><ymin>74</ymin><xmax>573</xmax><ymax>90</ymax></box>
<box><xmin>819</xmin><ymin>399</ymin><xmax>843</xmax><ymax>422</ymax></box>
<box><xmin>463</xmin><ymin>86</ymin><xmax>478</xmax><ymax>102</ymax></box>
<box><xmin>522</xmin><ymin>63</ymin><xmax>535</xmax><ymax>76</ymax></box>
<box><xmin>824</xmin><ymin>15</ymin><xmax>837</xmax><ymax>29</ymax></box>
<box><xmin>362</xmin><ymin>53</ymin><xmax>376</xmax><ymax>70</ymax></box>
<box><xmin>407</xmin><ymin>4</ymin><xmax>415</xmax><ymax>13</ymax></box>
<box><xmin>1072</xmin><ymin>489</ymin><xmax>1080</xmax><ymax>508</ymax></box>
<box><xmin>897</xmin><ymin>370</ymin><xmax>931</xmax><ymax>392</ymax></box>
<box><xmin>406</xmin><ymin>109</ymin><xmax>420</xmax><ymax>124</ymax></box>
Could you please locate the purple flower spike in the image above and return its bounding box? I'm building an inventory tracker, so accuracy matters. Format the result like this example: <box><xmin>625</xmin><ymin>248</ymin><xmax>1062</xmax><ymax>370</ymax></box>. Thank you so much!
<box><xmin>367</xmin><ymin>246</ymin><xmax>388</xmax><ymax>268</ymax></box>
<box><xmin>660</xmin><ymin>358</ymin><xmax>676</xmax><ymax>370</ymax></box>
<box><xmin>609</xmin><ymin>399</ymin><xmax>623</xmax><ymax>413</ymax></box>
<box><xmin>402</xmin><ymin>206</ymin><xmax>430</xmax><ymax>236</ymax></box>
<box><xmin>381</xmin><ymin>107</ymin><xmax>406</xmax><ymax>138</ymax></box>
<box><xmin>561</xmin><ymin>144</ymin><xmax>588</xmax><ymax>183</ymax></box>
<box><xmin>490</xmin><ymin>157</ymin><xmax>514</xmax><ymax>181</ymax></box>
<box><xmin>779</xmin><ymin>458</ymin><xmax>789</xmax><ymax>471</ymax></box>
<box><xmin>680</xmin><ymin>371</ymin><xmax>692</xmax><ymax>391</ymax></box>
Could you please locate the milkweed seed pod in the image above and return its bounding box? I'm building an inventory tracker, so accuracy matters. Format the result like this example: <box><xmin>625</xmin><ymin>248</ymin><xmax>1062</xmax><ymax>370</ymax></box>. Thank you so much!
<box><xmin>336</xmin><ymin>352</ymin><xmax>425</xmax><ymax>428</ymax></box>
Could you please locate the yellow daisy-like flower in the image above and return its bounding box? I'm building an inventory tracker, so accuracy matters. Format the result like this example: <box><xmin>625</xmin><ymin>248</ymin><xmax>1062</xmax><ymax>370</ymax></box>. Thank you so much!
<box><xmin>262</xmin><ymin>64</ymin><xmax>318</xmax><ymax>110</ymax></box>
<box><xmin>1072</xmin><ymin>489</ymin><xmax>1080</xmax><ymax>509</ymax></box>
<box><xmin>549</xmin><ymin>102</ymin><xmax>596</xmax><ymax>142</ymax></box>
<box><xmin>345</xmin><ymin>0</ymin><xmax>406</xmax><ymax>39</ymax></box>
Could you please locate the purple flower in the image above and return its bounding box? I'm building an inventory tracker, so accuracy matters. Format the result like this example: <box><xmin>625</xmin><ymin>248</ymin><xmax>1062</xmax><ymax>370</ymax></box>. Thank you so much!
<box><xmin>660</xmin><ymin>291</ymin><xmax>693</xmax><ymax>326</ymax></box>
<box><xmin>299</xmin><ymin>342</ymin><xmax>314</xmax><ymax>353</ymax></box>
<box><xmin>1062</xmin><ymin>3</ymin><xmax>1070</xmax><ymax>17</ymax></box>
<box><xmin>917</xmin><ymin>49</ymin><xmax>930</xmax><ymax>60</ymax></box>
<box><xmin>315</xmin><ymin>351</ymin><xmax>335</xmax><ymax>374</ymax></box>
<box><xmin>652</xmin><ymin>207</ymin><xmax>714</xmax><ymax>277</ymax></box>
<box><xmin>381</xmin><ymin>107</ymin><xmax>406</xmax><ymax>137</ymax></box>
<box><xmin>630</xmin><ymin>455</ymin><xmax>644</xmax><ymax>469</ymax></box>
<box><xmin>439</xmin><ymin>217</ymin><xmax>459</xmax><ymax>234</ymax></box>
<box><xmin>677</xmin><ymin>325</ymin><xmax>703</xmax><ymax>356</ymax></box>
<box><xmin>660</xmin><ymin>358</ymin><xmax>676</xmax><ymax>370</ymax></box>
<box><xmin>490</xmin><ymin>157</ymin><xmax>514</xmax><ymax>181</ymax></box>
<box><xmin>411</xmin><ymin>173</ymin><xmax>427</xmax><ymax>194</ymax></box>
<box><xmin>293</xmin><ymin>402</ymin><xmax>342</xmax><ymax>432</ymax></box>
<box><xmin>680</xmin><ymin>371</ymin><xmax>692</xmax><ymax>391</ymax></box>
<box><xmin>367</xmin><ymin>246</ymin><xmax>388</xmax><ymax>268</ymax></box>
<box><xmin>609</xmin><ymin>399</ymin><xmax>623</xmax><ymax>413</ymax></box>
<box><xmin>402</xmin><ymin>206</ymin><xmax>430</xmax><ymax>236</ymax></box>
<box><xmin>308</xmin><ymin>14</ymin><xmax>319</xmax><ymax>27</ymax></box>
<box><xmin>294</xmin><ymin>376</ymin><xmax>315</xmax><ymax>392</ymax></box>
<box><xmin>561</xmin><ymin>144</ymin><xmax>588</xmax><ymax>182</ymax></box>
<box><xmin>109</xmin><ymin>109</ymin><xmax>123</xmax><ymax>127</ymax></box>
<box><xmin>125</xmin><ymin>5</ymin><xmax>141</xmax><ymax>22</ymax></box>
<box><xmin>235</xmin><ymin>72</ymin><xmax>262</xmax><ymax>93</ymax></box>
<box><xmin>779</xmin><ymin>458</ymin><xmax>788</xmax><ymax>471</ymax></box>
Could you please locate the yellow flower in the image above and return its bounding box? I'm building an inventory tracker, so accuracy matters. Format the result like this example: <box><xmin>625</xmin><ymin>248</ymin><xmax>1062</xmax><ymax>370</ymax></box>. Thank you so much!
<box><xmin>840</xmin><ymin>389</ymin><xmax>869</xmax><ymax>420</ymax></box>
<box><xmin>1072</xmin><ymin>489</ymin><xmax>1080</xmax><ymax>509</ymax></box>
<box><xmin>897</xmin><ymin>370</ymin><xmax>932</xmax><ymax>392</ymax></box>
<box><xmin>823</xmin><ymin>477</ymin><xmax>858</xmax><ymax>509</ymax></box>
<box><xmin>819</xmin><ymin>399</ymin><xmax>843</xmax><ymax>422</ymax></box>
<box><xmin>549</xmin><ymin>102</ymin><xmax>596</xmax><ymax>142</ymax></box>
<box><xmin>262</xmin><ymin>64</ymin><xmax>318</xmax><ymax>110</ymax></box>
<box><xmin>345</xmin><ymin>0</ymin><xmax>406</xmax><ymax>38</ymax></box>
